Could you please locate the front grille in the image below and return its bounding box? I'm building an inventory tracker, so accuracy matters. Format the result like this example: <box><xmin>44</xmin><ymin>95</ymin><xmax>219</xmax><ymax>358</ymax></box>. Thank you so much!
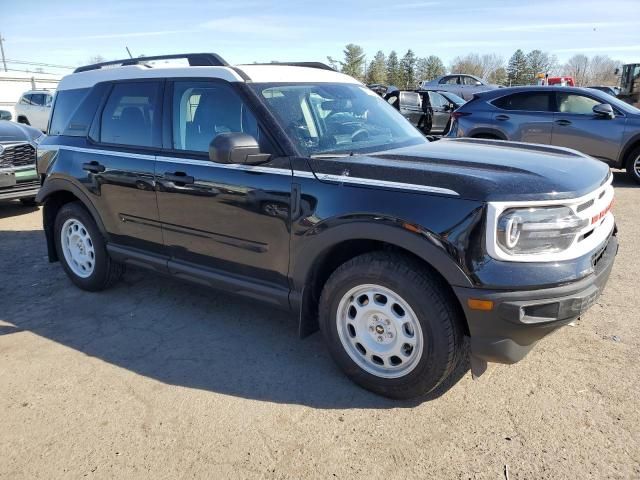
<box><xmin>0</xmin><ymin>143</ymin><xmax>36</xmax><ymax>168</ymax></box>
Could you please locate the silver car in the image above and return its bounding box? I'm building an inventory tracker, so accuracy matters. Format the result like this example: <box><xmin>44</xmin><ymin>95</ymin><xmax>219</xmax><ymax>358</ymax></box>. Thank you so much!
<box><xmin>419</xmin><ymin>74</ymin><xmax>498</xmax><ymax>100</ymax></box>
<box><xmin>448</xmin><ymin>86</ymin><xmax>640</xmax><ymax>183</ymax></box>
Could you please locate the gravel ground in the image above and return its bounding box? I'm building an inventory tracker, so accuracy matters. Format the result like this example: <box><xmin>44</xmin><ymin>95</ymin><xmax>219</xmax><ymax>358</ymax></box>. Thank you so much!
<box><xmin>0</xmin><ymin>171</ymin><xmax>638</xmax><ymax>479</ymax></box>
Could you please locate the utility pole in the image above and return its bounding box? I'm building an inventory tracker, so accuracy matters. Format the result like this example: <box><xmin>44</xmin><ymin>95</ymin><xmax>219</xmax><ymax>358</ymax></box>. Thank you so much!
<box><xmin>0</xmin><ymin>33</ymin><xmax>7</xmax><ymax>72</ymax></box>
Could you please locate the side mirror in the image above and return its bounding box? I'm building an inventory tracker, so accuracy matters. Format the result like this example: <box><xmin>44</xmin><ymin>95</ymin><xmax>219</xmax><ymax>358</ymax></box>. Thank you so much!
<box><xmin>593</xmin><ymin>103</ymin><xmax>615</xmax><ymax>119</ymax></box>
<box><xmin>0</xmin><ymin>110</ymin><xmax>12</xmax><ymax>121</ymax></box>
<box><xmin>209</xmin><ymin>133</ymin><xmax>271</xmax><ymax>165</ymax></box>
<box><xmin>474</xmin><ymin>81</ymin><xmax>482</xmax><ymax>86</ymax></box>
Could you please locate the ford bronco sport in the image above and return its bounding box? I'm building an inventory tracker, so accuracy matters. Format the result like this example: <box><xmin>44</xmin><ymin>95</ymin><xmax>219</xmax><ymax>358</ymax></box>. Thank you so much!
<box><xmin>36</xmin><ymin>54</ymin><xmax>618</xmax><ymax>399</ymax></box>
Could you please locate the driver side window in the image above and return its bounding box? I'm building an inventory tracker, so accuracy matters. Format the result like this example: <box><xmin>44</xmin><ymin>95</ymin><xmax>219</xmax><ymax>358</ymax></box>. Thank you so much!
<box><xmin>172</xmin><ymin>81</ymin><xmax>260</xmax><ymax>153</ymax></box>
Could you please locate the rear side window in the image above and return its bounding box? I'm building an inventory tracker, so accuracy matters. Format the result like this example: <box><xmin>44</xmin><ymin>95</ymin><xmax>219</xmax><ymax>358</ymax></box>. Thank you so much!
<box><xmin>100</xmin><ymin>82</ymin><xmax>161</xmax><ymax>147</ymax></box>
<box><xmin>493</xmin><ymin>92</ymin><xmax>553</xmax><ymax>112</ymax></box>
<box><xmin>48</xmin><ymin>88</ymin><xmax>90</xmax><ymax>135</ymax></box>
<box><xmin>440</xmin><ymin>76</ymin><xmax>459</xmax><ymax>85</ymax></box>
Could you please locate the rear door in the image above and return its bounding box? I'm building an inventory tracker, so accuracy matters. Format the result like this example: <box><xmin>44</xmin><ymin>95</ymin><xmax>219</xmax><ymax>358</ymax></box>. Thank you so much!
<box><xmin>552</xmin><ymin>91</ymin><xmax>626</xmax><ymax>162</ymax></box>
<box><xmin>491</xmin><ymin>91</ymin><xmax>554</xmax><ymax>143</ymax></box>
<box><xmin>155</xmin><ymin>79</ymin><xmax>292</xmax><ymax>293</ymax></box>
<box><xmin>86</xmin><ymin>80</ymin><xmax>164</xmax><ymax>251</ymax></box>
<box><xmin>29</xmin><ymin>94</ymin><xmax>48</xmax><ymax>131</ymax></box>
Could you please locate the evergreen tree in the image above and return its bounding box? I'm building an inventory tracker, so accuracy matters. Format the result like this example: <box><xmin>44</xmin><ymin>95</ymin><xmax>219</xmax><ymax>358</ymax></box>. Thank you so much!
<box><xmin>365</xmin><ymin>50</ymin><xmax>387</xmax><ymax>84</ymax></box>
<box><xmin>400</xmin><ymin>49</ymin><xmax>417</xmax><ymax>88</ymax></box>
<box><xmin>416</xmin><ymin>55</ymin><xmax>446</xmax><ymax>83</ymax></box>
<box><xmin>340</xmin><ymin>44</ymin><xmax>366</xmax><ymax>81</ymax></box>
<box><xmin>507</xmin><ymin>49</ymin><xmax>528</xmax><ymax>86</ymax></box>
<box><xmin>386</xmin><ymin>51</ymin><xmax>401</xmax><ymax>87</ymax></box>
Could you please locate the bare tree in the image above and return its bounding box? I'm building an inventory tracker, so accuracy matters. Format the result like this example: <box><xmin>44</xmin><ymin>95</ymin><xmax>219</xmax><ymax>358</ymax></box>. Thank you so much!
<box><xmin>450</xmin><ymin>53</ymin><xmax>504</xmax><ymax>81</ymax></box>
<box><xmin>564</xmin><ymin>54</ymin><xmax>590</xmax><ymax>86</ymax></box>
<box><xmin>588</xmin><ymin>55</ymin><xmax>620</xmax><ymax>85</ymax></box>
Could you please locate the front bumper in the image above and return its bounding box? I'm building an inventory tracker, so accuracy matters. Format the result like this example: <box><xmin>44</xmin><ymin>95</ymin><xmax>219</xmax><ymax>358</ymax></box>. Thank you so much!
<box><xmin>454</xmin><ymin>233</ymin><xmax>618</xmax><ymax>364</ymax></box>
<box><xmin>0</xmin><ymin>167</ymin><xmax>39</xmax><ymax>201</ymax></box>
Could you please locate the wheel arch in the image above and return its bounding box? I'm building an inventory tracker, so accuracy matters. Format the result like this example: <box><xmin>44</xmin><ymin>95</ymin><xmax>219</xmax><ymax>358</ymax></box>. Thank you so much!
<box><xmin>36</xmin><ymin>178</ymin><xmax>107</xmax><ymax>262</ymax></box>
<box><xmin>469</xmin><ymin>129</ymin><xmax>506</xmax><ymax>140</ymax></box>
<box><xmin>292</xmin><ymin>221</ymin><xmax>473</xmax><ymax>338</ymax></box>
<box><xmin>619</xmin><ymin>134</ymin><xmax>640</xmax><ymax>169</ymax></box>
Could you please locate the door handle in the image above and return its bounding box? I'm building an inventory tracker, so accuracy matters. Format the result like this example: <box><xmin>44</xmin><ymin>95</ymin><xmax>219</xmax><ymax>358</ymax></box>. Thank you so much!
<box><xmin>495</xmin><ymin>114</ymin><xmax>510</xmax><ymax>121</ymax></box>
<box><xmin>555</xmin><ymin>119</ymin><xmax>572</xmax><ymax>126</ymax></box>
<box><xmin>82</xmin><ymin>161</ymin><xmax>105</xmax><ymax>173</ymax></box>
<box><xmin>164</xmin><ymin>172</ymin><xmax>194</xmax><ymax>184</ymax></box>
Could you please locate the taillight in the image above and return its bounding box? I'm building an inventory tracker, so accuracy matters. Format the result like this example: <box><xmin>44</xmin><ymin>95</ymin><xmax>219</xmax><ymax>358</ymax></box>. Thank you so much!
<box><xmin>451</xmin><ymin>111</ymin><xmax>471</xmax><ymax>119</ymax></box>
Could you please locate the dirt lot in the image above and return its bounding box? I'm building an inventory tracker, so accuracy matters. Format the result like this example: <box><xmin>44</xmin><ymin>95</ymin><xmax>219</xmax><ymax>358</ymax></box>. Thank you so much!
<box><xmin>0</xmin><ymin>171</ymin><xmax>638</xmax><ymax>479</ymax></box>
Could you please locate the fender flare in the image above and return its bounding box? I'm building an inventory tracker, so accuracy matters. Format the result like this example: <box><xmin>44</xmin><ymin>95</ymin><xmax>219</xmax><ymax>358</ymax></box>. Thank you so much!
<box><xmin>292</xmin><ymin>219</ymin><xmax>475</xmax><ymax>337</ymax></box>
<box><xmin>36</xmin><ymin>178</ymin><xmax>108</xmax><ymax>261</ymax></box>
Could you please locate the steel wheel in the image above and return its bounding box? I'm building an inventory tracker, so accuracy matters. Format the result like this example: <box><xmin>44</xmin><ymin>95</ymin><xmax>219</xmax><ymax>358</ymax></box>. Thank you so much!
<box><xmin>60</xmin><ymin>218</ymin><xmax>96</xmax><ymax>278</ymax></box>
<box><xmin>634</xmin><ymin>154</ymin><xmax>640</xmax><ymax>178</ymax></box>
<box><xmin>336</xmin><ymin>284</ymin><xmax>424</xmax><ymax>379</ymax></box>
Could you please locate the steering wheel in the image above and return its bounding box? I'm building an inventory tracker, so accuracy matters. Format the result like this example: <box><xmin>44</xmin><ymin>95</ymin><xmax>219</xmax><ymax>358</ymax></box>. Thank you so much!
<box><xmin>351</xmin><ymin>128</ymin><xmax>369</xmax><ymax>143</ymax></box>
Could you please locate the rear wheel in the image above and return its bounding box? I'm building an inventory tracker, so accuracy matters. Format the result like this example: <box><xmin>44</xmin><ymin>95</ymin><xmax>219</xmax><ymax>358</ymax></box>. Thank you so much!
<box><xmin>319</xmin><ymin>252</ymin><xmax>464</xmax><ymax>399</ymax></box>
<box><xmin>54</xmin><ymin>202</ymin><xmax>124</xmax><ymax>291</ymax></box>
<box><xmin>625</xmin><ymin>146</ymin><xmax>640</xmax><ymax>184</ymax></box>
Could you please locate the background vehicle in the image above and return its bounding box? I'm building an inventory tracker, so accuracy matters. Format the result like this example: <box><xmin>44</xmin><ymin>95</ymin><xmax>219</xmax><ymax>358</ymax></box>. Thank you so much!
<box><xmin>37</xmin><ymin>53</ymin><xmax>617</xmax><ymax>399</ymax></box>
<box><xmin>0</xmin><ymin>110</ymin><xmax>12</xmax><ymax>121</ymax></box>
<box><xmin>0</xmin><ymin>120</ymin><xmax>42</xmax><ymax>204</ymax></box>
<box><xmin>546</xmin><ymin>76</ymin><xmax>575</xmax><ymax>87</ymax></box>
<box><xmin>618</xmin><ymin>63</ymin><xmax>640</xmax><ymax>107</ymax></box>
<box><xmin>448</xmin><ymin>86</ymin><xmax>640</xmax><ymax>183</ymax></box>
<box><xmin>588</xmin><ymin>86</ymin><xmax>620</xmax><ymax>97</ymax></box>
<box><xmin>385</xmin><ymin>89</ymin><xmax>464</xmax><ymax>135</ymax></box>
<box><xmin>0</xmin><ymin>71</ymin><xmax>60</xmax><ymax>124</ymax></box>
<box><xmin>419</xmin><ymin>74</ymin><xmax>498</xmax><ymax>100</ymax></box>
<box><xmin>14</xmin><ymin>90</ymin><xmax>54</xmax><ymax>132</ymax></box>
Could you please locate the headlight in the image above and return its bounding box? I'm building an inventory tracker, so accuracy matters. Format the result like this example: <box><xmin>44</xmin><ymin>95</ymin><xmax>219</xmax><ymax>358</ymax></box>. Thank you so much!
<box><xmin>496</xmin><ymin>206</ymin><xmax>588</xmax><ymax>255</ymax></box>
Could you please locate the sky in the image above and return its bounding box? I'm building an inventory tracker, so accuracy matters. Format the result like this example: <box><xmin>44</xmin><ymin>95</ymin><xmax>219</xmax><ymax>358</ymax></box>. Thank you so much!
<box><xmin>1</xmin><ymin>0</ymin><xmax>639</xmax><ymax>75</ymax></box>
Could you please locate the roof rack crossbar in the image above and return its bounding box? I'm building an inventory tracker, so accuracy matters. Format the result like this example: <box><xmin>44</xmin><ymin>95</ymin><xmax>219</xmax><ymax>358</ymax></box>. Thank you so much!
<box><xmin>250</xmin><ymin>62</ymin><xmax>336</xmax><ymax>72</ymax></box>
<box><xmin>74</xmin><ymin>53</ymin><xmax>229</xmax><ymax>73</ymax></box>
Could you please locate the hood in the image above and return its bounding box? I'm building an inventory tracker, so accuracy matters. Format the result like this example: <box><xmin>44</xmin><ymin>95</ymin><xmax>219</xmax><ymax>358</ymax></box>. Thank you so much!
<box><xmin>0</xmin><ymin>120</ymin><xmax>42</xmax><ymax>144</ymax></box>
<box><xmin>307</xmin><ymin>138</ymin><xmax>611</xmax><ymax>202</ymax></box>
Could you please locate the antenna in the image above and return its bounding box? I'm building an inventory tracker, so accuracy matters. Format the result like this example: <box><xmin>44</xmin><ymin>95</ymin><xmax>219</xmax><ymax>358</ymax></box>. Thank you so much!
<box><xmin>125</xmin><ymin>46</ymin><xmax>133</xmax><ymax>59</ymax></box>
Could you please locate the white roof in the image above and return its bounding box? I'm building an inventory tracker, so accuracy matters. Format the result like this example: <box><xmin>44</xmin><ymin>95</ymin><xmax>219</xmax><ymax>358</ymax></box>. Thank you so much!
<box><xmin>57</xmin><ymin>63</ymin><xmax>360</xmax><ymax>91</ymax></box>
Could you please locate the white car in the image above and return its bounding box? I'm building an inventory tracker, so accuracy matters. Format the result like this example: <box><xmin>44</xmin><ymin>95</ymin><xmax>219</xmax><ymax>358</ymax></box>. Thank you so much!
<box><xmin>15</xmin><ymin>90</ymin><xmax>54</xmax><ymax>132</ymax></box>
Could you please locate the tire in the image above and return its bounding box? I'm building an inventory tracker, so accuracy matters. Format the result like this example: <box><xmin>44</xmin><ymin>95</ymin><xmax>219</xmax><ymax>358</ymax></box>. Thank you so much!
<box><xmin>54</xmin><ymin>202</ymin><xmax>124</xmax><ymax>291</ymax></box>
<box><xmin>472</xmin><ymin>134</ymin><xmax>500</xmax><ymax>140</ymax></box>
<box><xmin>625</xmin><ymin>146</ymin><xmax>640</xmax><ymax>184</ymax></box>
<box><xmin>319</xmin><ymin>252</ymin><xmax>464</xmax><ymax>399</ymax></box>
<box><xmin>19</xmin><ymin>197</ymin><xmax>37</xmax><ymax>206</ymax></box>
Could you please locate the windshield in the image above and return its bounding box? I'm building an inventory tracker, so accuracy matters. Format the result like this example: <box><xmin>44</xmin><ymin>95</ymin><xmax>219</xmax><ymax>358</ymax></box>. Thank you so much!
<box><xmin>250</xmin><ymin>83</ymin><xmax>427</xmax><ymax>157</ymax></box>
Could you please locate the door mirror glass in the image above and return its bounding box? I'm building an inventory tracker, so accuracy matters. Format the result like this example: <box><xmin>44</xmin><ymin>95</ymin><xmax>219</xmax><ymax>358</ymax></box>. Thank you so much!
<box><xmin>592</xmin><ymin>103</ymin><xmax>615</xmax><ymax>119</ymax></box>
<box><xmin>209</xmin><ymin>132</ymin><xmax>271</xmax><ymax>165</ymax></box>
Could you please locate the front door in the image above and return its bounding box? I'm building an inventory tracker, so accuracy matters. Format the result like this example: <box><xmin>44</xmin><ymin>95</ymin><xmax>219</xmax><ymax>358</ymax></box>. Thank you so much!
<box><xmin>155</xmin><ymin>80</ymin><xmax>292</xmax><ymax>292</ymax></box>
<box><xmin>426</xmin><ymin>92</ymin><xmax>451</xmax><ymax>134</ymax></box>
<box><xmin>552</xmin><ymin>92</ymin><xmax>626</xmax><ymax>162</ymax></box>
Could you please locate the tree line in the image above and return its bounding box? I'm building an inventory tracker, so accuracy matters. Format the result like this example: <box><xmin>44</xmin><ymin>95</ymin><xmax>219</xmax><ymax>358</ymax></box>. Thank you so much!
<box><xmin>329</xmin><ymin>44</ymin><xmax>621</xmax><ymax>88</ymax></box>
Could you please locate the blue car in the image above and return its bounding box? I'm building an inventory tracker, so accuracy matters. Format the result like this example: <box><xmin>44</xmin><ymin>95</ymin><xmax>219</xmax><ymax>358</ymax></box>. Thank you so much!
<box><xmin>448</xmin><ymin>86</ymin><xmax>640</xmax><ymax>183</ymax></box>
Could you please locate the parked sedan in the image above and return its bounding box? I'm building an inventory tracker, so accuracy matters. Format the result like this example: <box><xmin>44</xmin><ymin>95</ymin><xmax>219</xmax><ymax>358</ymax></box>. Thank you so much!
<box><xmin>448</xmin><ymin>86</ymin><xmax>640</xmax><ymax>183</ymax></box>
<box><xmin>419</xmin><ymin>74</ymin><xmax>498</xmax><ymax>100</ymax></box>
<box><xmin>0</xmin><ymin>120</ymin><xmax>42</xmax><ymax>204</ymax></box>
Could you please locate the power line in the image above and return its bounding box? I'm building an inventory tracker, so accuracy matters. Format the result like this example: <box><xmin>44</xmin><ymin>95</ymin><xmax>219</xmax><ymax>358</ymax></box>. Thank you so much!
<box><xmin>6</xmin><ymin>58</ymin><xmax>74</xmax><ymax>69</ymax></box>
<box><xmin>0</xmin><ymin>33</ymin><xmax>7</xmax><ymax>72</ymax></box>
<box><xmin>3</xmin><ymin>68</ymin><xmax>62</xmax><ymax>76</ymax></box>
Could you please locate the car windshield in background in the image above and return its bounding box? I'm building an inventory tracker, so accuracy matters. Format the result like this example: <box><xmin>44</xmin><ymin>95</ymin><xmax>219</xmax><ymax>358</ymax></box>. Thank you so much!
<box><xmin>251</xmin><ymin>83</ymin><xmax>427</xmax><ymax>157</ymax></box>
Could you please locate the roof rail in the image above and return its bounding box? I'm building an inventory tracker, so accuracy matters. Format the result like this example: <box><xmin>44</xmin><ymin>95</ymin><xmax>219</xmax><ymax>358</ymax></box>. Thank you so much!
<box><xmin>250</xmin><ymin>62</ymin><xmax>336</xmax><ymax>72</ymax></box>
<box><xmin>74</xmin><ymin>53</ymin><xmax>229</xmax><ymax>73</ymax></box>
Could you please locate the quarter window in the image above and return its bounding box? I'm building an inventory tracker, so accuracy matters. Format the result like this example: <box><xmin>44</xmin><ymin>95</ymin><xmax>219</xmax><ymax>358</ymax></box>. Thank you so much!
<box><xmin>557</xmin><ymin>94</ymin><xmax>602</xmax><ymax>115</ymax></box>
<box><xmin>100</xmin><ymin>82</ymin><xmax>161</xmax><ymax>147</ymax></box>
<box><xmin>171</xmin><ymin>81</ymin><xmax>259</xmax><ymax>152</ymax></box>
<box><xmin>493</xmin><ymin>92</ymin><xmax>553</xmax><ymax>112</ymax></box>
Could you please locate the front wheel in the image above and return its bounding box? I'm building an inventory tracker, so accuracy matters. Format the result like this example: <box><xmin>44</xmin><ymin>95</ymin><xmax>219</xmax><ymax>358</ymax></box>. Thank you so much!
<box><xmin>625</xmin><ymin>146</ymin><xmax>640</xmax><ymax>184</ymax></box>
<box><xmin>319</xmin><ymin>252</ymin><xmax>465</xmax><ymax>399</ymax></box>
<box><xmin>54</xmin><ymin>202</ymin><xmax>124</xmax><ymax>291</ymax></box>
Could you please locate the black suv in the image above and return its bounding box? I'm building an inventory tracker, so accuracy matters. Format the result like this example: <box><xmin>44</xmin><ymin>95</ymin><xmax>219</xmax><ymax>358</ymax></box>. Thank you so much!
<box><xmin>36</xmin><ymin>54</ymin><xmax>618</xmax><ymax>399</ymax></box>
